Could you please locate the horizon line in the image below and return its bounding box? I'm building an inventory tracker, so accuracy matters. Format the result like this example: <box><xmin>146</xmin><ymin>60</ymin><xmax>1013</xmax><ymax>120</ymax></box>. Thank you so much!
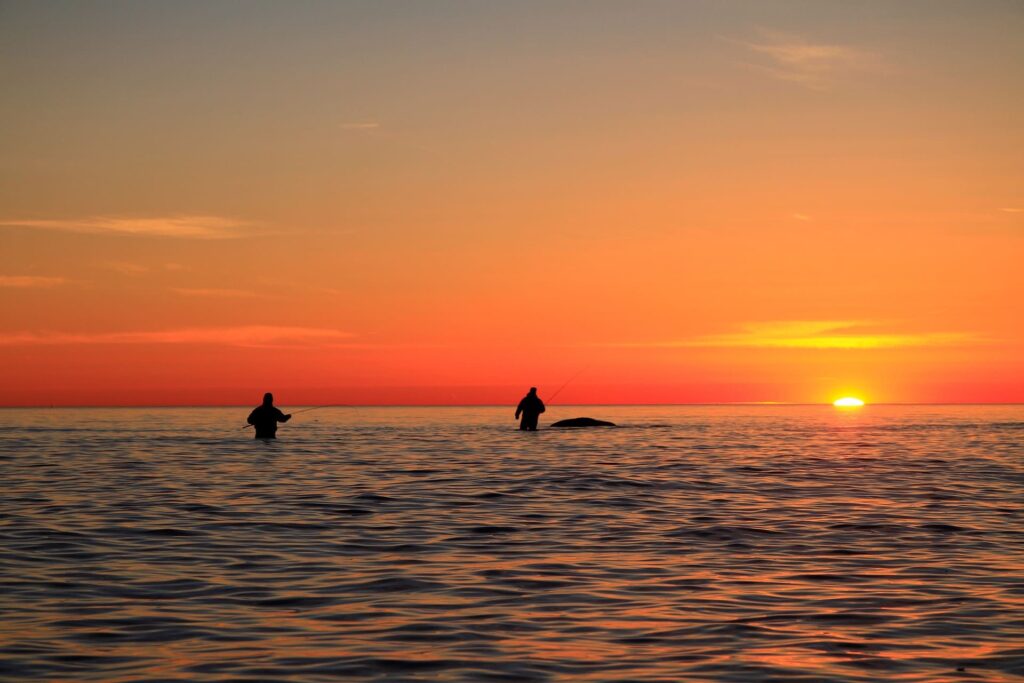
<box><xmin>1</xmin><ymin>402</ymin><xmax>1022</xmax><ymax>409</ymax></box>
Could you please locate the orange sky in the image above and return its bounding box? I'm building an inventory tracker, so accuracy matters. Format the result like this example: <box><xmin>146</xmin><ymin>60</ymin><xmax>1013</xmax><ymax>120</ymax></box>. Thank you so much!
<box><xmin>1</xmin><ymin>2</ymin><xmax>1021</xmax><ymax>406</ymax></box>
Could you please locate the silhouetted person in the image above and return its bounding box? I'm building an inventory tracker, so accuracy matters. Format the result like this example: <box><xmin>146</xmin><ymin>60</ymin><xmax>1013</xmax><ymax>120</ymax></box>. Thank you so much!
<box><xmin>515</xmin><ymin>387</ymin><xmax>546</xmax><ymax>431</ymax></box>
<box><xmin>247</xmin><ymin>392</ymin><xmax>291</xmax><ymax>439</ymax></box>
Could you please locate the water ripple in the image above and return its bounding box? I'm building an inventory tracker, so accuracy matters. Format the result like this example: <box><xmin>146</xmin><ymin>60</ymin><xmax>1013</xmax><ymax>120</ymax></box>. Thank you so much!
<box><xmin>0</xmin><ymin>405</ymin><xmax>1022</xmax><ymax>681</ymax></box>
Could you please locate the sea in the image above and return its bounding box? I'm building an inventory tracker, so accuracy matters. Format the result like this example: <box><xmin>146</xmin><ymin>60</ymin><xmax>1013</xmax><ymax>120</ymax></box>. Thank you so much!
<box><xmin>1</xmin><ymin>405</ymin><xmax>1022</xmax><ymax>682</ymax></box>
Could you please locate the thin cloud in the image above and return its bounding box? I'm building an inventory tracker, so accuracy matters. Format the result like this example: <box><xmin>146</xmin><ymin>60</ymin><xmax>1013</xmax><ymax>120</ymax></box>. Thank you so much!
<box><xmin>792</xmin><ymin>213</ymin><xmax>812</xmax><ymax>221</ymax></box>
<box><xmin>617</xmin><ymin>321</ymin><xmax>981</xmax><ymax>350</ymax></box>
<box><xmin>104</xmin><ymin>262</ymin><xmax>149</xmax><ymax>275</ymax></box>
<box><xmin>0</xmin><ymin>215</ymin><xmax>251</xmax><ymax>239</ymax></box>
<box><xmin>0</xmin><ymin>326</ymin><xmax>353</xmax><ymax>349</ymax></box>
<box><xmin>170</xmin><ymin>288</ymin><xmax>260</xmax><ymax>299</ymax></box>
<box><xmin>1000</xmin><ymin>208</ymin><xmax>1023</xmax><ymax>213</ymax></box>
<box><xmin>341</xmin><ymin>122</ymin><xmax>380</xmax><ymax>130</ymax></box>
<box><xmin>0</xmin><ymin>275</ymin><xmax>67</xmax><ymax>288</ymax></box>
<box><xmin>739</xmin><ymin>30</ymin><xmax>878</xmax><ymax>89</ymax></box>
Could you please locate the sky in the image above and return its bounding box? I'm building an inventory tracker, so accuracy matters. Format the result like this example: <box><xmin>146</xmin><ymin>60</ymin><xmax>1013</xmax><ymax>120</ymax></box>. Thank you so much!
<box><xmin>1</xmin><ymin>0</ymin><xmax>1021</xmax><ymax>406</ymax></box>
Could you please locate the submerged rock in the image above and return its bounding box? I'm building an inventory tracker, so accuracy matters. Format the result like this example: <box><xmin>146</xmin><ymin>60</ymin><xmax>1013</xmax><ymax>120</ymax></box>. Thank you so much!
<box><xmin>550</xmin><ymin>417</ymin><xmax>616</xmax><ymax>428</ymax></box>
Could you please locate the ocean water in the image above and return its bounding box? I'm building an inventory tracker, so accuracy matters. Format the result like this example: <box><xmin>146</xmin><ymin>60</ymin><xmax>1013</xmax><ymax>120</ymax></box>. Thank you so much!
<box><xmin>1</xmin><ymin>405</ymin><xmax>1022</xmax><ymax>682</ymax></box>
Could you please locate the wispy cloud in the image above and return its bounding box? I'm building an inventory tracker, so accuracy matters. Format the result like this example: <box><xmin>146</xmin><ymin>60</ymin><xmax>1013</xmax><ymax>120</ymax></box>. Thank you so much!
<box><xmin>1000</xmin><ymin>207</ymin><xmax>1023</xmax><ymax>213</ymax></box>
<box><xmin>791</xmin><ymin>213</ymin><xmax>812</xmax><ymax>221</ymax></box>
<box><xmin>739</xmin><ymin>30</ymin><xmax>878</xmax><ymax>89</ymax></box>
<box><xmin>104</xmin><ymin>262</ymin><xmax>193</xmax><ymax>275</ymax></box>
<box><xmin>617</xmin><ymin>321</ymin><xmax>980</xmax><ymax>350</ymax></box>
<box><xmin>170</xmin><ymin>288</ymin><xmax>260</xmax><ymax>298</ymax></box>
<box><xmin>104</xmin><ymin>262</ymin><xmax>149</xmax><ymax>275</ymax></box>
<box><xmin>0</xmin><ymin>326</ymin><xmax>353</xmax><ymax>349</ymax></box>
<box><xmin>341</xmin><ymin>121</ymin><xmax>380</xmax><ymax>131</ymax></box>
<box><xmin>0</xmin><ymin>215</ymin><xmax>251</xmax><ymax>239</ymax></box>
<box><xmin>0</xmin><ymin>275</ymin><xmax>67</xmax><ymax>288</ymax></box>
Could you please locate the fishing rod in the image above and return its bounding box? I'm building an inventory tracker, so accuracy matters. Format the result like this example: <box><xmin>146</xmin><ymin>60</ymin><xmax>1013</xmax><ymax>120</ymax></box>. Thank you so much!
<box><xmin>241</xmin><ymin>403</ymin><xmax>349</xmax><ymax>430</ymax></box>
<box><xmin>546</xmin><ymin>367</ymin><xmax>588</xmax><ymax>405</ymax></box>
<box><xmin>290</xmin><ymin>404</ymin><xmax>350</xmax><ymax>416</ymax></box>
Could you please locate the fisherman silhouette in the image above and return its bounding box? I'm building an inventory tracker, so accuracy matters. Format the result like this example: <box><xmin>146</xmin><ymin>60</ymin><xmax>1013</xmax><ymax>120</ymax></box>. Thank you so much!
<box><xmin>247</xmin><ymin>392</ymin><xmax>291</xmax><ymax>439</ymax></box>
<box><xmin>515</xmin><ymin>387</ymin><xmax>546</xmax><ymax>431</ymax></box>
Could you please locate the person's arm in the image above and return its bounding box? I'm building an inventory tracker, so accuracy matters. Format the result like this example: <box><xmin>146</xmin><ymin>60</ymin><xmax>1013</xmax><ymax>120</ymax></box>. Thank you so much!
<box><xmin>247</xmin><ymin>409</ymin><xmax>258</xmax><ymax>425</ymax></box>
<box><xmin>275</xmin><ymin>408</ymin><xmax>291</xmax><ymax>422</ymax></box>
<box><xmin>515</xmin><ymin>399</ymin><xmax>523</xmax><ymax>419</ymax></box>
<box><xmin>538</xmin><ymin>400</ymin><xmax>546</xmax><ymax>413</ymax></box>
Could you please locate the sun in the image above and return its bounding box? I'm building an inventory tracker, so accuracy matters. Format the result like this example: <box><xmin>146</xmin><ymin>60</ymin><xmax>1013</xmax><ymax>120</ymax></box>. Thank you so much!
<box><xmin>833</xmin><ymin>397</ymin><xmax>865</xmax><ymax>407</ymax></box>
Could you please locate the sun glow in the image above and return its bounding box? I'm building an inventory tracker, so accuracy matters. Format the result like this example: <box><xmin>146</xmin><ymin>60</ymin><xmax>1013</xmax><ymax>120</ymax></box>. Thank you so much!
<box><xmin>833</xmin><ymin>397</ymin><xmax>866</xmax><ymax>407</ymax></box>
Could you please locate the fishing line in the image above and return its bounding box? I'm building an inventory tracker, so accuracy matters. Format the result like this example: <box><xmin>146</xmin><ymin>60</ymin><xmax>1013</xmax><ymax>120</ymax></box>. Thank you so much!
<box><xmin>546</xmin><ymin>367</ymin><xmax>588</xmax><ymax>405</ymax></box>
<box><xmin>241</xmin><ymin>403</ymin><xmax>349</xmax><ymax>430</ymax></box>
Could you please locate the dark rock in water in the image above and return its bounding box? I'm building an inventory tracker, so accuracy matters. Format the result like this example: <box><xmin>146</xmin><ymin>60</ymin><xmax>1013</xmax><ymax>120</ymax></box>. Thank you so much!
<box><xmin>550</xmin><ymin>417</ymin><xmax>616</xmax><ymax>428</ymax></box>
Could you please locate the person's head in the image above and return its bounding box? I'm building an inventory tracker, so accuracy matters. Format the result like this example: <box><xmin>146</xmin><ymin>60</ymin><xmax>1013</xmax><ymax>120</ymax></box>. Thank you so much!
<box><xmin>529</xmin><ymin>387</ymin><xmax>537</xmax><ymax>395</ymax></box>
<box><xmin>263</xmin><ymin>392</ymin><xmax>274</xmax><ymax>405</ymax></box>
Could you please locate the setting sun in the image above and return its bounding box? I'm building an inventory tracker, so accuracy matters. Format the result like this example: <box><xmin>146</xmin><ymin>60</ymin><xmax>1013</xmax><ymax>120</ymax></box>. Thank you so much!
<box><xmin>833</xmin><ymin>397</ymin><xmax>866</xmax><ymax>407</ymax></box>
